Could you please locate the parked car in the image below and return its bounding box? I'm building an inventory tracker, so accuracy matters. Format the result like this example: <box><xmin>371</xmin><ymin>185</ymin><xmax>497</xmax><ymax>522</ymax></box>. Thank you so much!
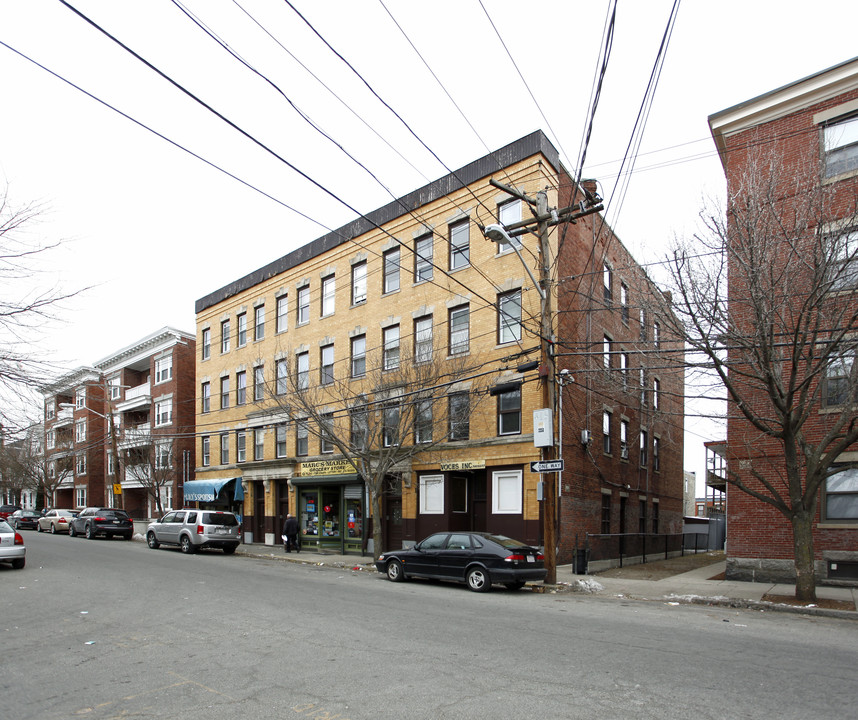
<box><xmin>376</xmin><ymin>531</ymin><xmax>546</xmax><ymax>592</ymax></box>
<box><xmin>146</xmin><ymin>510</ymin><xmax>240</xmax><ymax>554</ymax></box>
<box><xmin>38</xmin><ymin>509</ymin><xmax>77</xmax><ymax>534</ymax></box>
<box><xmin>0</xmin><ymin>519</ymin><xmax>26</xmax><ymax>569</ymax></box>
<box><xmin>69</xmin><ymin>508</ymin><xmax>133</xmax><ymax>540</ymax></box>
<box><xmin>0</xmin><ymin>504</ymin><xmax>22</xmax><ymax>520</ymax></box>
<box><xmin>9</xmin><ymin>509</ymin><xmax>41</xmax><ymax>530</ymax></box>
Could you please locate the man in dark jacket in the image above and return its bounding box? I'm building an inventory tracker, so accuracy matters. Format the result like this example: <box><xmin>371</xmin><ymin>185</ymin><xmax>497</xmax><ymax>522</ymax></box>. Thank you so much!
<box><xmin>283</xmin><ymin>514</ymin><xmax>299</xmax><ymax>553</ymax></box>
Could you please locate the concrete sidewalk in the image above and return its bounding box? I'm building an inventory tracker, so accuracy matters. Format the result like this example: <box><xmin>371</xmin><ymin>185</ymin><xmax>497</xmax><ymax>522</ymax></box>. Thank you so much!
<box><xmin>235</xmin><ymin>542</ymin><xmax>857</xmax><ymax>620</ymax></box>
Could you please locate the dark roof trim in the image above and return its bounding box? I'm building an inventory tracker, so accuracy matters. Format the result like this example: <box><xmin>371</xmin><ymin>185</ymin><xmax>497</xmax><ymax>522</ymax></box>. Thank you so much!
<box><xmin>196</xmin><ymin>130</ymin><xmax>560</xmax><ymax>313</ymax></box>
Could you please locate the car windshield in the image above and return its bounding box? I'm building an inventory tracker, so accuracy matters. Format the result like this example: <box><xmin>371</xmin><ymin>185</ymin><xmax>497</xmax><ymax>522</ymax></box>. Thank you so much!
<box><xmin>202</xmin><ymin>512</ymin><xmax>237</xmax><ymax>526</ymax></box>
<box><xmin>99</xmin><ymin>511</ymin><xmax>129</xmax><ymax>519</ymax></box>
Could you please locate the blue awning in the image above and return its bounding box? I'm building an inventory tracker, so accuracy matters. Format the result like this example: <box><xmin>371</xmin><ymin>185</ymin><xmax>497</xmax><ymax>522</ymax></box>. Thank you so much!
<box><xmin>183</xmin><ymin>477</ymin><xmax>243</xmax><ymax>503</ymax></box>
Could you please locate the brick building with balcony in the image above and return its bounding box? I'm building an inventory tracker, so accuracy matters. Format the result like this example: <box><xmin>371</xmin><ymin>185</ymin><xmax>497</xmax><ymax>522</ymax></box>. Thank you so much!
<box><xmin>194</xmin><ymin>131</ymin><xmax>685</xmax><ymax>561</ymax></box>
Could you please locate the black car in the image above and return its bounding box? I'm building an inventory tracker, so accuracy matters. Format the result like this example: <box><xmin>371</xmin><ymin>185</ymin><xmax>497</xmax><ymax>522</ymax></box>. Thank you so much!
<box><xmin>376</xmin><ymin>531</ymin><xmax>546</xmax><ymax>592</ymax></box>
<box><xmin>69</xmin><ymin>507</ymin><xmax>133</xmax><ymax>540</ymax></box>
<box><xmin>9</xmin><ymin>509</ymin><xmax>41</xmax><ymax>530</ymax></box>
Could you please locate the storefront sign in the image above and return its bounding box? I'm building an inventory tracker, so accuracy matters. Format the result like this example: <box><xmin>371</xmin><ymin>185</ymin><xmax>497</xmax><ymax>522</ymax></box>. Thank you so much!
<box><xmin>439</xmin><ymin>460</ymin><xmax>486</xmax><ymax>472</ymax></box>
<box><xmin>299</xmin><ymin>459</ymin><xmax>355</xmax><ymax>476</ymax></box>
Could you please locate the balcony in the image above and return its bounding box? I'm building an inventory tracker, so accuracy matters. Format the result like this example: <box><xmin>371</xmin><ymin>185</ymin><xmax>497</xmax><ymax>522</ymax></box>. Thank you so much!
<box><xmin>53</xmin><ymin>406</ymin><xmax>74</xmax><ymax>428</ymax></box>
<box><xmin>116</xmin><ymin>382</ymin><xmax>151</xmax><ymax>412</ymax></box>
<box><xmin>119</xmin><ymin>423</ymin><xmax>152</xmax><ymax>450</ymax></box>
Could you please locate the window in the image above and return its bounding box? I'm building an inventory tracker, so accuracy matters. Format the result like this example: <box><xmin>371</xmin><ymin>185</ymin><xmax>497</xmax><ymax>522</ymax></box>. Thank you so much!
<box><xmin>652</xmin><ymin>502</ymin><xmax>659</xmax><ymax>533</ymax></box>
<box><xmin>255</xmin><ymin>305</ymin><xmax>265</xmax><ymax>341</ymax></box>
<box><xmin>653</xmin><ymin>377</ymin><xmax>660</xmax><ymax>410</ymax></box>
<box><xmin>254</xmin><ymin>366</ymin><xmax>265</xmax><ymax>401</ymax></box>
<box><xmin>639</xmin><ymin>500</ymin><xmax>647</xmax><ymax>534</ymax></box>
<box><xmin>75</xmin><ymin>419</ymin><xmax>86</xmax><ymax>443</ymax></box>
<box><xmin>823</xmin><ymin>114</ymin><xmax>858</xmax><ymax>178</ymax></box>
<box><xmin>220</xmin><ymin>433</ymin><xmax>229</xmax><ymax>464</ymax></box>
<box><xmin>621</xmin><ymin>283</ymin><xmax>629</xmax><ymax>324</ymax></box>
<box><xmin>351</xmin><ymin>335</ymin><xmax>366</xmax><ymax>378</ymax></box>
<box><xmin>156</xmin><ymin>442</ymin><xmax>172</xmax><ymax>470</ymax></box>
<box><xmin>237</xmin><ymin>312</ymin><xmax>247</xmax><ymax>347</ymax></box>
<box><xmin>497</xmin><ymin>386</ymin><xmax>522</xmax><ymax>435</ymax></box>
<box><xmin>383</xmin><ymin>399</ymin><xmax>400</xmax><ymax>447</ymax></box>
<box><xmin>320</xmin><ymin>413</ymin><xmax>335</xmax><ymax>453</ymax></box>
<box><xmin>76</xmin><ymin>453</ymin><xmax>86</xmax><ymax>476</ymax></box>
<box><xmin>202</xmin><ymin>436</ymin><xmax>210</xmax><ymax>466</ymax></box>
<box><xmin>653</xmin><ymin>320</ymin><xmax>660</xmax><ymax>349</ymax></box>
<box><xmin>254</xmin><ymin>429</ymin><xmax>265</xmax><ymax>461</ymax></box>
<box><xmin>350</xmin><ymin>399</ymin><xmax>368</xmax><ymax>450</ymax></box>
<box><xmin>415</xmin><ymin>316</ymin><xmax>433</xmax><ymax>363</ymax></box>
<box><xmin>603</xmin><ymin>336</ymin><xmax>612</xmax><ymax>369</ymax></box>
<box><xmin>449</xmin><ymin>392</ymin><xmax>470</xmax><ymax>441</ymax></box>
<box><xmin>297</xmin><ymin>286</ymin><xmax>310</xmax><ymax>325</ymax></box>
<box><xmin>602</xmin><ymin>410</ymin><xmax>612</xmax><ymax>454</ymax></box>
<box><xmin>276</xmin><ymin>295</ymin><xmax>288</xmax><ymax>333</ymax></box>
<box><xmin>76</xmin><ymin>486</ymin><xmax>87</xmax><ymax>507</ymax></box>
<box><xmin>492</xmin><ymin>469</ymin><xmax>522</xmax><ymax>514</ymax></box>
<box><xmin>827</xmin><ymin>229</ymin><xmax>858</xmax><ymax>291</ymax></box>
<box><xmin>276</xmin><ymin>359</ymin><xmax>288</xmax><ymax>395</ymax></box>
<box><xmin>296</xmin><ymin>419</ymin><xmax>309</xmax><ymax>456</ymax></box>
<box><xmin>620</xmin><ymin>419</ymin><xmax>629</xmax><ymax>460</ymax></box>
<box><xmin>640</xmin><ymin>429</ymin><xmax>648</xmax><ymax>467</ymax></box>
<box><xmin>449</xmin><ymin>220</ymin><xmax>470</xmax><ymax>270</ymax></box>
<box><xmin>321</xmin><ymin>275</ymin><xmax>335</xmax><ymax>317</ymax></box>
<box><xmin>276</xmin><ymin>424</ymin><xmax>288</xmax><ymax>458</ymax></box>
<box><xmin>499</xmin><ymin>290</ymin><xmax>522</xmax><ymax>344</ymax></box>
<box><xmin>497</xmin><ymin>199</ymin><xmax>522</xmax><ymax>251</ymax></box>
<box><xmin>202</xmin><ymin>328</ymin><xmax>211</xmax><ymax>360</ymax></box>
<box><xmin>155</xmin><ymin>399</ymin><xmax>172</xmax><ymax>427</ymax></box>
<box><xmin>320</xmin><ymin>345</ymin><xmax>334</xmax><ymax>385</ymax></box>
<box><xmin>47</xmin><ymin>429</ymin><xmax>55</xmax><ymax>450</ymax></box>
<box><xmin>352</xmin><ymin>261</ymin><xmax>367</xmax><ymax>305</ymax></box>
<box><xmin>383</xmin><ymin>325</ymin><xmax>400</xmax><ymax>370</ymax></box>
<box><xmin>109</xmin><ymin>377</ymin><xmax>121</xmax><ymax>400</ymax></box>
<box><xmin>48</xmin><ymin>460</ymin><xmax>55</xmax><ymax>479</ymax></box>
<box><xmin>451</xmin><ymin>477</ymin><xmax>468</xmax><ymax>514</ymax></box>
<box><xmin>236</xmin><ymin>371</ymin><xmax>247</xmax><ymax>406</ymax></box>
<box><xmin>383</xmin><ymin>248</ymin><xmax>400</xmax><ymax>294</ymax></box>
<box><xmin>824</xmin><ymin>352</ymin><xmax>855</xmax><ymax>406</ymax></box>
<box><xmin>415</xmin><ymin>234</ymin><xmax>433</xmax><ymax>282</ymax></box>
<box><xmin>46</xmin><ymin>399</ymin><xmax>55</xmax><ymax>420</ymax></box>
<box><xmin>76</xmin><ymin>387</ymin><xmax>86</xmax><ymax>409</ymax></box>
<box><xmin>415</xmin><ymin>399</ymin><xmax>433</xmax><ymax>444</ymax></box>
<box><xmin>639</xmin><ymin>308</ymin><xmax>647</xmax><ymax>341</ymax></box>
<box><xmin>621</xmin><ymin>353</ymin><xmax>630</xmax><ymax>390</ymax></box>
<box><xmin>653</xmin><ymin>436</ymin><xmax>661</xmax><ymax>471</ymax></box>
<box><xmin>603</xmin><ymin>263</ymin><xmax>612</xmax><ymax>304</ymax></box>
<box><xmin>601</xmin><ymin>493</ymin><xmax>611</xmax><ymax>533</ymax></box>
<box><xmin>640</xmin><ymin>367</ymin><xmax>647</xmax><ymax>406</ymax></box>
<box><xmin>297</xmin><ymin>352</ymin><xmax>309</xmax><ymax>390</ymax></box>
<box><xmin>221</xmin><ymin>320</ymin><xmax>231</xmax><ymax>353</ymax></box>
<box><xmin>449</xmin><ymin>305</ymin><xmax>469</xmax><ymax>355</ymax></box>
<box><xmin>825</xmin><ymin>467</ymin><xmax>858</xmax><ymax>519</ymax></box>
<box><xmin>236</xmin><ymin>431</ymin><xmax>246</xmax><ymax>463</ymax></box>
<box><xmin>201</xmin><ymin>382</ymin><xmax>211</xmax><ymax>413</ymax></box>
<box><xmin>420</xmin><ymin>474</ymin><xmax>444</xmax><ymax>514</ymax></box>
<box><xmin>220</xmin><ymin>376</ymin><xmax>230</xmax><ymax>409</ymax></box>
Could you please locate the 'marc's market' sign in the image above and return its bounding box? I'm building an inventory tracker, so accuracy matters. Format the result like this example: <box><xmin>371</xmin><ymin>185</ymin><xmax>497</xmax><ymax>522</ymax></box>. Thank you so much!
<box><xmin>298</xmin><ymin>459</ymin><xmax>356</xmax><ymax>476</ymax></box>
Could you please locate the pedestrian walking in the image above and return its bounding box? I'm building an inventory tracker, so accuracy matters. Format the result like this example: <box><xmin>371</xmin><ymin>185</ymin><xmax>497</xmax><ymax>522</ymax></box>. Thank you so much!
<box><xmin>283</xmin><ymin>513</ymin><xmax>299</xmax><ymax>553</ymax></box>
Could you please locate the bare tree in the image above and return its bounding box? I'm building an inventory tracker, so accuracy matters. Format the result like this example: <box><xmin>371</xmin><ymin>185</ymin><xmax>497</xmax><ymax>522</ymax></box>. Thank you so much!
<box><xmin>270</xmin><ymin>337</ymin><xmax>495</xmax><ymax>559</ymax></box>
<box><xmin>124</xmin><ymin>437</ymin><xmax>177</xmax><ymax>517</ymax></box>
<box><xmin>1</xmin><ymin>422</ymin><xmax>65</xmax><ymax>509</ymax></box>
<box><xmin>663</xmin><ymin>147</ymin><xmax>858</xmax><ymax>601</ymax></box>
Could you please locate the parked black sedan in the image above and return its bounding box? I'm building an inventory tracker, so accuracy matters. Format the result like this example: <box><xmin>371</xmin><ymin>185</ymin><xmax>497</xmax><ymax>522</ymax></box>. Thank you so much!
<box><xmin>376</xmin><ymin>531</ymin><xmax>546</xmax><ymax>592</ymax></box>
<box><xmin>9</xmin><ymin>509</ymin><xmax>41</xmax><ymax>530</ymax></box>
<box><xmin>69</xmin><ymin>507</ymin><xmax>133</xmax><ymax>540</ymax></box>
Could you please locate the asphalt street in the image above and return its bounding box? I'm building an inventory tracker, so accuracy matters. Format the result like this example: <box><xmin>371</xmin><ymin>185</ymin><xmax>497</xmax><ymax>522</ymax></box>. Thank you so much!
<box><xmin>2</xmin><ymin>530</ymin><xmax>856</xmax><ymax>719</ymax></box>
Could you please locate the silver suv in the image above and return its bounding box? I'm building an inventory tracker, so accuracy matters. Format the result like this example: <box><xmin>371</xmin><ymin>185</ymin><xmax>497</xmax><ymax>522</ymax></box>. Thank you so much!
<box><xmin>146</xmin><ymin>510</ymin><xmax>240</xmax><ymax>554</ymax></box>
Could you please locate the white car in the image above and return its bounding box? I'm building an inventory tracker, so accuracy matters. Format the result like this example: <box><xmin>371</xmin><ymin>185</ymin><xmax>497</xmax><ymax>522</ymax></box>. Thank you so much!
<box><xmin>0</xmin><ymin>519</ymin><xmax>26</xmax><ymax>569</ymax></box>
<box><xmin>38</xmin><ymin>509</ymin><xmax>77</xmax><ymax>534</ymax></box>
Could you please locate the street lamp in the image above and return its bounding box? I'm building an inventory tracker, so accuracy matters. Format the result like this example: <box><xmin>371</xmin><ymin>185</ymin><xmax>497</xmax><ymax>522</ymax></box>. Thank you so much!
<box><xmin>483</xmin><ymin>224</ymin><xmax>545</xmax><ymax>299</ymax></box>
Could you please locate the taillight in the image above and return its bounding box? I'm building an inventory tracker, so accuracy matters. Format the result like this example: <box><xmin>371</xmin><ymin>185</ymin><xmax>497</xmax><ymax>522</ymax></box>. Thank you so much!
<box><xmin>14</xmin><ymin>532</ymin><xmax>24</xmax><ymax>546</ymax></box>
<box><xmin>93</xmin><ymin>516</ymin><xmax>107</xmax><ymax>522</ymax></box>
<box><xmin>536</xmin><ymin>553</ymin><xmax>545</xmax><ymax>561</ymax></box>
<box><xmin>504</xmin><ymin>553</ymin><xmax>527</xmax><ymax>563</ymax></box>
<box><xmin>197</xmin><ymin>525</ymin><xmax>205</xmax><ymax>535</ymax></box>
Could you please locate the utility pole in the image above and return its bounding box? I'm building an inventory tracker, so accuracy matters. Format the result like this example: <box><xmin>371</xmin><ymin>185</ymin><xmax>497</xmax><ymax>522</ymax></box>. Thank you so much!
<box><xmin>484</xmin><ymin>179</ymin><xmax>603</xmax><ymax>585</ymax></box>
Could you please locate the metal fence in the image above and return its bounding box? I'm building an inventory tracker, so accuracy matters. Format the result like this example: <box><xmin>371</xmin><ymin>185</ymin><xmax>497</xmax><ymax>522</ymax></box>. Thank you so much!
<box><xmin>576</xmin><ymin>532</ymin><xmax>708</xmax><ymax>574</ymax></box>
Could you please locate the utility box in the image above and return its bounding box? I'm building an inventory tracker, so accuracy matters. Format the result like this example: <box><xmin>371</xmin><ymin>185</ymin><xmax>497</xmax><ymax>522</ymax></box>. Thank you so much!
<box><xmin>533</xmin><ymin>408</ymin><xmax>553</xmax><ymax>447</ymax></box>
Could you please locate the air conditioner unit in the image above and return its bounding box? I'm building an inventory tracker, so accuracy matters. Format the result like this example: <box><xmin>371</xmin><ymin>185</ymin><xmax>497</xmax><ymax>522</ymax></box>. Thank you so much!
<box><xmin>581</xmin><ymin>430</ymin><xmax>591</xmax><ymax>446</ymax></box>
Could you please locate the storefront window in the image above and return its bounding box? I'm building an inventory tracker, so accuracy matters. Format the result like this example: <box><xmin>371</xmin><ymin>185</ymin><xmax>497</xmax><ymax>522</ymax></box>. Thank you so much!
<box><xmin>321</xmin><ymin>490</ymin><xmax>339</xmax><ymax>537</ymax></box>
<box><xmin>346</xmin><ymin>498</ymin><xmax>363</xmax><ymax>539</ymax></box>
<box><xmin>301</xmin><ymin>492</ymin><xmax>318</xmax><ymax>536</ymax></box>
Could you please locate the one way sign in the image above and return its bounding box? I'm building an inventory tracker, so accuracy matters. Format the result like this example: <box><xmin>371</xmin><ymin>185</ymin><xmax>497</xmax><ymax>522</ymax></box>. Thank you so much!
<box><xmin>530</xmin><ymin>459</ymin><xmax>564</xmax><ymax>473</ymax></box>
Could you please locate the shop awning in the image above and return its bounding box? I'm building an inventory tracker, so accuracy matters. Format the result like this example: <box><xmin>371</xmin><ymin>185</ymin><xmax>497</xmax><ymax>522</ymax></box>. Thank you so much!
<box><xmin>183</xmin><ymin>477</ymin><xmax>244</xmax><ymax>502</ymax></box>
<box><xmin>290</xmin><ymin>474</ymin><xmax>361</xmax><ymax>487</ymax></box>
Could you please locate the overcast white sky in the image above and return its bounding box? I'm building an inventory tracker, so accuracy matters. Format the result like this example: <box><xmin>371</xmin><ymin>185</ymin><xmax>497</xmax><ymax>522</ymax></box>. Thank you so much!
<box><xmin>1</xmin><ymin>0</ymin><xmax>856</xmax><ymax>487</ymax></box>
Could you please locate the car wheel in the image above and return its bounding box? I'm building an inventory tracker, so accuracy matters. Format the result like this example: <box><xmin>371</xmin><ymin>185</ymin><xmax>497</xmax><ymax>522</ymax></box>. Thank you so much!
<box><xmin>179</xmin><ymin>535</ymin><xmax>195</xmax><ymax>554</ymax></box>
<box><xmin>466</xmin><ymin>566</ymin><xmax>491</xmax><ymax>593</ymax></box>
<box><xmin>12</xmin><ymin>557</ymin><xmax>25</xmax><ymax>570</ymax></box>
<box><xmin>37</xmin><ymin>524</ymin><xmax>43</xmax><ymax>533</ymax></box>
<box><xmin>50</xmin><ymin>523</ymin><xmax>57</xmax><ymax>534</ymax></box>
<box><xmin>69</xmin><ymin>524</ymin><xmax>76</xmax><ymax>537</ymax></box>
<box><xmin>85</xmin><ymin>524</ymin><xmax>95</xmax><ymax>540</ymax></box>
<box><xmin>386</xmin><ymin>559</ymin><xmax>406</xmax><ymax>582</ymax></box>
<box><xmin>223</xmin><ymin>545</ymin><xmax>236</xmax><ymax>555</ymax></box>
<box><xmin>147</xmin><ymin>531</ymin><xmax>160</xmax><ymax>549</ymax></box>
<box><xmin>504</xmin><ymin>581</ymin><xmax>526</xmax><ymax>591</ymax></box>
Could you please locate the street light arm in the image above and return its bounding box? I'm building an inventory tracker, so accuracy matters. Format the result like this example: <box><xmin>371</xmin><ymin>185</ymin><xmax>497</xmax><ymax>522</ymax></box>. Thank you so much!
<box><xmin>482</xmin><ymin>224</ymin><xmax>546</xmax><ymax>300</ymax></box>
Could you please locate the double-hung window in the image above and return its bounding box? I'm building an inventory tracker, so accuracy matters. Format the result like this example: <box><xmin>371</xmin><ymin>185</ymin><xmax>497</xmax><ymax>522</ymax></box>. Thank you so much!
<box><xmin>254</xmin><ymin>305</ymin><xmax>265</xmax><ymax>341</ymax></box>
<box><xmin>448</xmin><ymin>393</ymin><xmax>470</xmax><ymax>440</ymax></box>
<box><xmin>603</xmin><ymin>263</ymin><xmax>613</xmax><ymax>304</ymax></box>
<box><xmin>415</xmin><ymin>399</ymin><xmax>433</xmax><ymax>444</ymax></box>
<box><xmin>296</xmin><ymin>419</ymin><xmax>309</xmax><ymax>456</ymax></box>
<box><xmin>620</xmin><ymin>419</ymin><xmax>629</xmax><ymax>460</ymax></box>
<box><xmin>201</xmin><ymin>328</ymin><xmax>211</xmax><ymax>360</ymax></box>
<box><xmin>297</xmin><ymin>286</ymin><xmax>310</xmax><ymax>325</ymax></box>
<box><xmin>276</xmin><ymin>424</ymin><xmax>288</xmax><ymax>458</ymax></box>
<box><xmin>320</xmin><ymin>345</ymin><xmax>334</xmax><ymax>385</ymax></box>
<box><xmin>415</xmin><ymin>234</ymin><xmax>433</xmax><ymax>282</ymax></box>
<box><xmin>621</xmin><ymin>283</ymin><xmax>629</xmax><ymax>324</ymax></box>
<box><xmin>220</xmin><ymin>433</ymin><xmax>229</xmax><ymax>464</ymax></box>
<box><xmin>497</xmin><ymin>386</ymin><xmax>521</xmax><ymax>436</ymax></box>
<box><xmin>202</xmin><ymin>436</ymin><xmax>210</xmax><ymax>466</ymax></box>
<box><xmin>254</xmin><ymin>366</ymin><xmax>265</xmax><ymax>401</ymax></box>
<box><xmin>155</xmin><ymin>355</ymin><xmax>172</xmax><ymax>384</ymax></box>
<box><xmin>297</xmin><ymin>352</ymin><xmax>309</xmax><ymax>391</ymax></box>
<box><xmin>320</xmin><ymin>413</ymin><xmax>335</xmax><ymax>454</ymax></box>
<box><xmin>221</xmin><ymin>376</ymin><xmax>230</xmax><ymax>409</ymax></box>
<box><xmin>351</xmin><ymin>335</ymin><xmax>366</xmax><ymax>378</ymax></box>
<box><xmin>350</xmin><ymin>399</ymin><xmax>368</xmax><ymax>451</ymax></box>
<box><xmin>155</xmin><ymin>399</ymin><xmax>172</xmax><ymax>427</ymax></box>
<box><xmin>236</xmin><ymin>371</ymin><xmax>246</xmax><ymax>406</ymax></box>
<box><xmin>383</xmin><ymin>398</ymin><xmax>401</xmax><ymax>447</ymax></box>
<box><xmin>449</xmin><ymin>220</ymin><xmax>470</xmax><ymax>270</ymax></box>
<box><xmin>825</xmin><ymin>467</ymin><xmax>858</xmax><ymax>519</ymax></box>
<box><xmin>321</xmin><ymin>275</ymin><xmax>335</xmax><ymax>317</ymax></box>
<box><xmin>827</xmin><ymin>229</ymin><xmax>858</xmax><ymax>291</ymax></box>
<box><xmin>383</xmin><ymin>248</ymin><xmax>400</xmax><ymax>294</ymax></box>
<box><xmin>499</xmin><ymin>290</ymin><xmax>522</xmax><ymax>344</ymax></box>
<box><xmin>352</xmin><ymin>261</ymin><xmax>367</xmax><ymax>305</ymax></box>
<box><xmin>221</xmin><ymin>320</ymin><xmax>231</xmax><ymax>353</ymax></box>
<box><xmin>201</xmin><ymin>382</ymin><xmax>211</xmax><ymax>413</ymax></box>
<box><xmin>237</xmin><ymin>312</ymin><xmax>247</xmax><ymax>347</ymax></box>
<box><xmin>415</xmin><ymin>316</ymin><xmax>433</xmax><ymax>363</ymax></box>
<box><xmin>383</xmin><ymin>325</ymin><xmax>400</xmax><ymax>370</ymax></box>
<box><xmin>823</xmin><ymin>114</ymin><xmax>858</xmax><ymax>178</ymax></box>
<box><xmin>276</xmin><ymin>295</ymin><xmax>288</xmax><ymax>333</ymax></box>
<box><xmin>653</xmin><ymin>436</ymin><xmax>661</xmax><ymax>471</ymax></box>
<box><xmin>497</xmin><ymin>199</ymin><xmax>522</xmax><ymax>251</ymax></box>
<box><xmin>276</xmin><ymin>359</ymin><xmax>288</xmax><ymax>395</ymax></box>
<box><xmin>75</xmin><ymin>419</ymin><xmax>86</xmax><ymax>443</ymax></box>
<box><xmin>602</xmin><ymin>410</ymin><xmax>612</xmax><ymax>454</ymax></box>
<box><xmin>236</xmin><ymin>431</ymin><xmax>246</xmax><ymax>463</ymax></box>
<box><xmin>640</xmin><ymin>429</ymin><xmax>649</xmax><ymax>467</ymax></box>
<box><xmin>824</xmin><ymin>351</ymin><xmax>855</xmax><ymax>407</ymax></box>
<box><xmin>449</xmin><ymin>305</ymin><xmax>469</xmax><ymax>355</ymax></box>
<box><xmin>254</xmin><ymin>429</ymin><xmax>265</xmax><ymax>461</ymax></box>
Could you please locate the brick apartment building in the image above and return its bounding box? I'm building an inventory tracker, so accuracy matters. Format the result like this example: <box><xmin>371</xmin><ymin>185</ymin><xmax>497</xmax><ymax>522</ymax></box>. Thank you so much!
<box><xmin>709</xmin><ymin>57</ymin><xmax>858</xmax><ymax>583</ymax></box>
<box><xmin>194</xmin><ymin>131</ymin><xmax>684</xmax><ymax>561</ymax></box>
<box><xmin>42</xmin><ymin>327</ymin><xmax>196</xmax><ymax>517</ymax></box>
